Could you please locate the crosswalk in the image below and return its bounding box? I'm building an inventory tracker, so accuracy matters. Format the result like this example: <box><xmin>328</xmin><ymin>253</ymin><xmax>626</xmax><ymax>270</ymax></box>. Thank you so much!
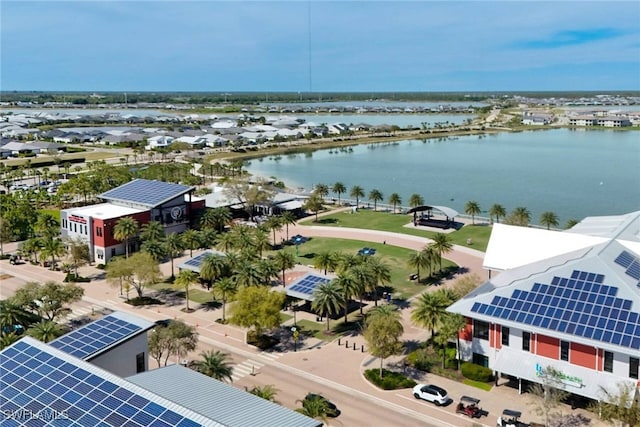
<box><xmin>231</xmin><ymin>352</ymin><xmax>281</xmax><ymax>382</ymax></box>
<box><xmin>64</xmin><ymin>302</ymin><xmax>118</xmax><ymax>326</ymax></box>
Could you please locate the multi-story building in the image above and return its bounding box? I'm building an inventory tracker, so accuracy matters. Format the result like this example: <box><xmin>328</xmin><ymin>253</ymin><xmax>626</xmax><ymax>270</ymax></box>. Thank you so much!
<box><xmin>61</xmin><ymin>179</ymin><xmax>205</xmax><ymax>263</ymax></box>
<box><xmin>448</xmin><ymin>211</ymin><xmax>640</xmax><ymax>402</ymax></box>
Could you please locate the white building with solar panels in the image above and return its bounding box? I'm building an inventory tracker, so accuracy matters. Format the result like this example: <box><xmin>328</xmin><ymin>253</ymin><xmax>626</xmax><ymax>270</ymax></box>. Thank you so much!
<box><xmin>0</xmin><ymin>312</ymin><xmax>321</xmax><ymax>427</ymax></box>
<box><xmin>60</xmin><ymin>179</ymin><xmax>205</xmax><ymax>263</ymax></box>
<box><xmin>448</xmin><ymin>211</ymin><xmax>640</xmax><ymax>402</ymax></box>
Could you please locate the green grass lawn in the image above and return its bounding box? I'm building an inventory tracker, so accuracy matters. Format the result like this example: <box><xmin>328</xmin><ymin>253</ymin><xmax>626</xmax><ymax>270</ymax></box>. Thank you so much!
<box><xmin>299</xmin><ymin>209</ymin><xmax>492</xmax><ymax>251</ymax></box>
<box><xmin>38</xmin><ymin>208</ymin><xmax>61</xmax><ymax>221</ymax></box>
<box><xmin>295</xmin><ymin>318</ymin><xmax>356</xmax><ymax>341</ymax></box>
<box><xmin>267</xmin><ymin>237</ymin><xmax>455</xmax><ymax>300</ymax></box>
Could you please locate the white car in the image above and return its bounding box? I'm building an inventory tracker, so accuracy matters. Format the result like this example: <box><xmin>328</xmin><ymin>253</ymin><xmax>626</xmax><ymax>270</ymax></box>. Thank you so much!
<box><xmin>412</xmin><ymin>383</ymin><xmax>451</xmax><ymax>406</ymax></box>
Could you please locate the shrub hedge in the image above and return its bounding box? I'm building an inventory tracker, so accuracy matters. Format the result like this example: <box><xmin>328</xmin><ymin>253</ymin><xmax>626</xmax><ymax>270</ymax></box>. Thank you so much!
<box><xmin>461</xmin><ymin>362</ymin><xmax>493</xmax><ymax>382</ymax></box>
<box><xmin>364</xmin><ymin>368</ymin><xmax>417</xmax><ymax>390</ymax></box>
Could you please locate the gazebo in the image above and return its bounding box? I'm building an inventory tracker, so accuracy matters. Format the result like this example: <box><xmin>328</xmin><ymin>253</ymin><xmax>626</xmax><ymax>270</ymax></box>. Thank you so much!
<box><xmin>407</xmin><ymin>205</ymin><xmax>460</xmax><ymax>229</ymax></box>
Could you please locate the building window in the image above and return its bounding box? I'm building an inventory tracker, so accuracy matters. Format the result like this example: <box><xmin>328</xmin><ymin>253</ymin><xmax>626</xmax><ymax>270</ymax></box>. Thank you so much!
<box><xmin>630</xmin><ymin>357</ymin><xmax>639</xmax><ymax>379</ymax></box>
<box><xmin>501</xmin><ymin>326</ymin><xmax>509</xmax><ymax>346</ymax></box>
<box><xmin>111</xmin><ymin>248</ymin><xmax>116</xmax><ymax>257</ymax></box>
<box><xmin>473</xmin><ymin>320</ymin><xmax>489</xmax><ymax>340</ymax></box>
<box><xmin>136</xmin><ymin>352</ymin><xmax>145</xmax><ymax>373</ymax></box>
<box><xmin>604</xmin><ymin>351</ymin><xmax>613</xmax><ymax>373</ymax></box>
<box><xmin>97</xmin><ymin>250</ymin><xmax>104</xmax><ymax>260</ymax></box>
<box><xmin>62</xmin><ymin>219</ymin><xmax>68</xmax><ymax>229</ymax></box>
<box><xmin>560</xmin><ymin>341</ymin><xmax>570</xmax><ymax>361</ymax></box>
<box><xmin>522</xmin><ymin>332</ymin><xmax>531</xmax><ymax>352</ymax></box>
<box><xmin>472</xmin><ymin>353</ymin><xmax>489</xmax><ymax>368</ymax></box>
<box><xmin>96</xmin><ymin>227</ymin><xmax>102</xmax><ymax>237</ymax></box>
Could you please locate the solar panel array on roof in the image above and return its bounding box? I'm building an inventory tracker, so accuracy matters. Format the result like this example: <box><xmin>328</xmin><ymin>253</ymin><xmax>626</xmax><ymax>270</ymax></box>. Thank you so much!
<box><xmin>50</xmin><ymin>315</ymin><xmax>142</xmax><ymax>360</ymax></box>
<box><xmin>471</xmin><ymin>270</ymin><xmax>640</xmax><ymax>349</ymax></box>
<box><xmin>0</xmin><ymin>339</ymin><xmax>206</xmax><ymax>427</ymax></box>
<box><xmin>288</xmin><ymin>275</ymin><xmax>331</xmax><ymax>297</ymax></box>
<box><xmin>100</xmin><ymin>179</ymin><xmax>192</xmax><ymax>208</ymax></box>
<box><xmin>614</xmin><ymin>250</ymin><xmax>640</xmax><ymax>284</ymax></box>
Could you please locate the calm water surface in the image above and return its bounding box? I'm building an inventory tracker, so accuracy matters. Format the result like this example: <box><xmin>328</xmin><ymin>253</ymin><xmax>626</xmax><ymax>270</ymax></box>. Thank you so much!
<box><xmin>245</xmin><ymin>129</ymin><xmax>640</xmax><ymax>224</ymax></box>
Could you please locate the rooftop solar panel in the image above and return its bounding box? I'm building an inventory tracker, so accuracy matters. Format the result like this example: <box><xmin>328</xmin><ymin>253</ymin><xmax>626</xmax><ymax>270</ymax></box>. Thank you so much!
<box><xmin>471</xmin><ymin>270</ymin><xmax>640</xmax><ymax>350</ymax></box>
<box><xmin>100</xmin><ymin>179</ymin><xmax>193</xmax><ymax>208</ymax></box>
<box><xmin>178</xmin><ymin>250</ymin><xmax>226</xmax><ymax>273</ymax></box>
<box><xmin>0</xmin><ymin>339</ymin><xmax>214</xmax><ymax>427</ymax></box>
<box><xmin>285</xmin><ymin>274</ymin><xmax>331</xmax><ymax>301</ymax></box>
<box><xmin>49</xmin><ymin>314</ymin><xmax>146</xmax><ymax>360</ymax></box>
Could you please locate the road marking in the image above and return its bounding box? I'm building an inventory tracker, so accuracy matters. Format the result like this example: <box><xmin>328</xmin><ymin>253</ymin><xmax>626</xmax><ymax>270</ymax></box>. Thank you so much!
<box><xmin>256</xmin><ymin>352</ymin><xmax>280</xmax><ymax>362</ymax></box>
<box><xmin>231</xmin><ymin>359</ymin><xmax>264</xmax><ymax>382</ymax></box>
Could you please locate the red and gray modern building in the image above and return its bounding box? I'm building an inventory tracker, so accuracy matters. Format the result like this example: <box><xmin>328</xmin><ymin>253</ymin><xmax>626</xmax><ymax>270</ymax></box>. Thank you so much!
<box><xmin>448</xmin><ymin>211</ymin><xmax>640</xmax><ymax>402</ymax></box>
<box><xmin>61</xmin><ymin>179</ymin><xmax>205</xmax><ymax>263</ymax></box>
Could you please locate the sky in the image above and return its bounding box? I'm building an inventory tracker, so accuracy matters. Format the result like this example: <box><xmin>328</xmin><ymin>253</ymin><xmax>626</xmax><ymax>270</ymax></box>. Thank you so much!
<box><xmin>1</xmin><ymin>1</ymin><xmax>639</xmax><ymax>92</ymax></box>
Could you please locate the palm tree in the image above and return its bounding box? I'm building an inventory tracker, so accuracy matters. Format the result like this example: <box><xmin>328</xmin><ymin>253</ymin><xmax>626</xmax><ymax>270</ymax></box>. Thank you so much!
<box><xmin>273</xmin><ymin>250</ymin><xmax>295</xmax><ymax>285</ymax></box>
<box><xmin>349</xmin><ymin>185</ymin><xmax>365</xmax><ymax>208</ymax></box>
<box><xmin>0</xmin><ymin>300</ymin><xmax>40</xmax><ymax>331</ymax></box>
<box><xmin>464</xmin><ymin>200</ymin><xmax>481</xmax><ymax>224</ymax></box>
<box><xmin>212</xmin><ymin>277</ymin><xmax>237</xmax><ymax>322</ymax></box>
<box><xmin>443</xmin><ymin>313</ymin><xmax>466</xmax><ymax>371</ymax></box>
<box><xmin>350</xmin><ymin>263</ymin><xmax>374</xmax><ymax>315</ymax></box>
<box><xmin>303</xmin><ymin>194</ymin><xmax>324</xmax><ymax>222</ymax></box>
<box><xmin>368</xmin><ymin>189</ymin><xmax>383</xmax><ymax>211</ymax></box>
<box><xmin>365</xmin><ymin>257</ymin><xmax>391</xmax><ymax>306</ymax></box>
<box><xmin>313</xmin><ymin>251</ymin><xmax>336</xmax><ymax>274</ymax></box>
<box><xmin>27</xmin><ymin>320</ymin><xmax>66</xmax><ymax>343</ymax></box>
<box><xmin>232</xmin><ymin>260</ymin><xmax>262</xmax><ymax>288</ymax></box>
<box><xmin>311</xmin><ymin>281</ymin><xmax>344</xmax><ymax>332</ymax></box>
<box><xmin>246</xmin><ymin>385</ymin><xmax>279</xmax><ymax>403</ymax></box>
<box><xmin>199</xmin><ymin>253</ymin><xmax>227</xmax><ymax>288</ymax></box>
<box><xmin>40</xmin><ymin>237</ymin><xmax>66</xmax><ymax>270</ymax></box>
<box><xmin>334</xmin><ymin>271</ymin><xmax>358</xmax><ymax>323</ymax></box>
<box><xmin>296</xmin><ymin>395</ymin><xmax>332</xmax><ymax>423</ymax></box>
<box><xmin>407</xmin><ymin>249</ymin><xmax>430</xmax><ymax>282</ymax></box>
<box><xmin>509</xmin><ymin>206</ymin><xmax>532</xmax><ymax>227</ymax></box>
<box><xmin>199</xmin><ymin>208</ymin><xmax>218</xmax><ymax>230</ymax></box>
<box><xmin>332</xmin><ymin>182</ymin><xmax>346</xmax><ymax>206</ymax></box>
<box><xmin>181</xmin><ymin>229</ymin><xmax>200</xmax><ymax>257</ymax></box>
<box><xmin>140</xmin><ymin>239</ymin><xmax>165</xmax><ymax>261</ymax></box>
<box><xmin>257</xmin><ymin>258</ymin><xmax>279</xmax><ymax>286</ymax></box>
<box><xmin>540</xmin><ymin>211</ymin><xmax>559</xmax><ymax>230</ymax></box>
<box><xmin>113</xmin><ymin>217</ymin><xmax>139</xmax><ymax>258</ymax></box>
<box><xmin>192</xmin><ymin>350</ymin><xmax>233</xmax><ymax>382</ymax></box>
<box><xmin>0</xmin><ymin>332</ymin><xmax>20</xmax><ymax>350</ymax></box>
<box><xmin>431</xmin><ymin>233</ymin><xmax>453</xmax><ymax>272</ymax></box>
<box><xmin>422</xmin><ymin>244</ymin><xmax>439</xmax><ymax>278</ymax></box>
<box><xmin>489</xmin><ymin>203</ymin><xmax>506</xmax><ymax>224</ymax></box>
<box><xmin>565</xmin><ymin>218</ymin><xmax>579</xmax><ymax>229</ymax></box>
<box><xmin>211</xmin><ymin>207</ymin><xmax>233</xmax><ymax>232</ymax></box>
<box><xmin>263</xmin><ymin>216</ymin><xmax>282</xmax><ymax>246</ymax></box>
<box><xmin>314</xmin><ymin>183</ymin><xmax>329</xmax><ymax>199</ymax></box>
<box><xmin>164</xmin><ymin>232</ymin><xmax>184</xmax><ymax>278</ymax></box>
<box><xmin>252</xmin><ymin>228</ymin><xmax>271</xmax><ymax>257</ymax></box>
<box><xmin>35</xmin><ymin>213</ymin><xmax>60</xmax><ymax>239</ymax></box>
<box><xmin>199</xmin><ymin>228</ymin><xmax>218</xmax><ymax>249</ymax></box>
<box><xmin>388</xmin><ymin>193</ymin><xmax>402</xmax><ymax>213</ymax></box>
<box><xmin>411</xmin><ymin>291</ymin><xmax>450</xmax><ymax>340</ymax></box>
<box><xmin>174</xmin><ymin>269</ymin><xmax>198</xmax><ymax>311</ymax></box>
<box><xmin>140</xmin><ymin>221</ymin><xmax>164</xmax><ymax>242</ymax></box>
<box><xmin>279</xmin><ymin>211</ymin><xmax>297</xmax><ymax>241</ymax></box>
<box><xmin>408</xmin><ymin>193</ymin><xmax>424</xmax><ymax>208</ymax></box>
<box><xmin>216</xmin><ymin>232</ymin><xmax>236</xmax><ymax>253</ymax></box>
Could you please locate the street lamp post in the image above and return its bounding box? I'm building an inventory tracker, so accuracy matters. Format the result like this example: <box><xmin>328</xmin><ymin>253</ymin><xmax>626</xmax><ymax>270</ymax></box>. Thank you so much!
<box><xmin>291</xmin><ymin>326</ymin><xmax>298</xmax><ymax>352</ymax></box>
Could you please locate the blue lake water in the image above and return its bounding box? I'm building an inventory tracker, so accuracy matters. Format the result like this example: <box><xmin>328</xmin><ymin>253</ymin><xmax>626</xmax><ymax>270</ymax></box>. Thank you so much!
<box><xmin>245</xmin><ymin>129</ymin><xmax>640</xmax><ymax>225</ymax></box>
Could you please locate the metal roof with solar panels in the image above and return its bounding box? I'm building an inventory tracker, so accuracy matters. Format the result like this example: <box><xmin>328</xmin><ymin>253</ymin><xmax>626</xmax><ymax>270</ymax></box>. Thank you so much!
<box><xmin>49</xmin><ymin>311</ymin><xmax>154</xmax><ymax>360</ymax></box>
<box><xmin>178</xmin><ymin>250</ymin><xmax>226</xmax><ymax>274</ymax></box>
<box><xmin>614</xmin><ymin>250</ymin><xmax>640</xmax><ymax>285</ymax></box>
<box><xmin>0</xmin><ymin>337</ymin><xmax>223</xmax><ymax>427</ymax></box>
<box><xmin>100</xmin><ymin>179</ymin><xmax>194</xmax><ymax>208</ymax></box>
<box><xmin>469</xmin><ymin>269</ymin><xmax>640</xmax><ymax>350</ymax></box>
<box><xmin>285</xmin><ymin>273</ymin><xmax>332</xmax><ymax>301</ymax></box>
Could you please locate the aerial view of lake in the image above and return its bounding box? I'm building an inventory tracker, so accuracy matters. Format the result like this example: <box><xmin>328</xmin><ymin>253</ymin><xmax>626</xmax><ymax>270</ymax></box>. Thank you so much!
<box><xmin>245</xmin><ymin>129</ymin><xmax>640</xmax><ymax>225</ymax></box>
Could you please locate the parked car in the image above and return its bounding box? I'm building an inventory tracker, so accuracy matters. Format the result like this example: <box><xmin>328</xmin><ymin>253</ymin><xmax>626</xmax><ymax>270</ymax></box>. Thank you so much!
<box><xmin>455</xmin><ymin>395</ymin><xmax>482</xmax><ymax>418</ymax></box>
<box><xmin>304</xmin><ymin>393</ymin><xmax>341</xmax><ymax>417</ymax></box>
<box><xmin>412</xmin><ymin>384</ymin><xmax>451</xmax><ymax>406</ymax></box>
<box><xmin>154</xmin><ymin>319</ymin><xmax>171</xmax><ymax>328</ymax></box>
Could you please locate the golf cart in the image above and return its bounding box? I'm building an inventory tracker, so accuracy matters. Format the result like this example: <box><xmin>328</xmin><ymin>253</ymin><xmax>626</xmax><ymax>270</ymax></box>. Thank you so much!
<box><xmin>455</xmin><ymin>395</ymin><xmax>482</xmax><ymax>418</ymax></box>
<box><xmin>497</xmin><ymin>409</ymin><xmax>529</xmax><ymax>427</ymax></box>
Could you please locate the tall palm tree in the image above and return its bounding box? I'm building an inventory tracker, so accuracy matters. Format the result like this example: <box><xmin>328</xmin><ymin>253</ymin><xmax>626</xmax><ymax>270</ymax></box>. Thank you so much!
<box><xmin>442</xmin><ymin>312</ymin><xmax>466</xmax><ymax>371</ymax></box>
<box><xmin>388</xmin><ymin>193</ymin><xmax>402</xmax><ymax>213</ymax></box>
<box><xmin>164</xmin><ymin>232</ymin><xmax>184</xmax><ymax>278</ymax></box>
<box><xmin>273</xmin><ymin>250</ymin><xmax>295</xmax><ymax>285</ymax></box>
<box><xmin>313</xmin><ymin>251</ymin><xmax>336</xmax><ymax>274</ymax></box>
<box><xmin>314</xmin><ymin>183</ymin><xmax>329</xmax><ymax>199</ymax></box>
<box><xmin>113</xmin><ymin>217</ymin><xmax>139</xmax><ymax>258</ymax></box>
<box><xmin>349</xmin><ymin>185</ymin><xmax>365</xmax><ymax>208</ymax></box>
<box><xmin>279</xmin><ymin>211</ymin><xmax>297</xmax><ymax>241</ymax></box>
<box><xmin>540</xmin><ymin>211</ymin><xmax>559</xmax><ymax>230</ymax></box>
<box><xmin>350</xmin><ymin>263</ymin><xmax>374</xmax><ymax>315</ymax></box>
<box><xmin>199</xmin><ymin>208</ymin><xmax>218</xmax><ymax>230</ymax></box>
<box><xmin>232</xmin><ymin>260</ymin><xmax>262</xmax><ymax>288</ymax></box>
<box><xmin>216</xmin><ymin>232</ymin><xmax>236</xmax><ymax>253</ymax></box>
<box><xmin>192</xmin><ymin>350</ymin><xmax>233</xmax><ymax>382</ymax></box>
<box><xmin>179</xmin><ymin>229</ymin><xmax>198</xmax><ymax>257</ymax></box>
<box><xmin>140</xmin><ymin>221</ymin><xmax>164</xmax><ymax>242</ymax></box>
<box><xmin>365</xmin><ymin>256</ymin><xmax>391</xmax><ymax>306</ymax></box>
<box><xmin>464</xmin><ymin>200</ymin><xmax>481</xmax><ymax>225</ymax></box>
<box><xmin>407</xmin><ymin>249</ymin><xmax>430</xmax><ymax>282</ymax></box>
<box><xmin>199</xmin><ymin>253</ymin><xmax>227</xmax><ymax>288</ymax></box>
<box><xmin>213</xmin><ymin>277</ymin><xmax>237</xmax><ymax>322</ymax></box>
<box><xmin>422</xmin><ymin>244</ymin><xmax>439</xmax><ymax>278</ymax></box>
<box><xmin>411</xmin><ymin>291</ymin><xmax>450</xmax><ymax>340</ymax></box>
<box><xmin>408</xmin><ymin>193</ymin><xmax>424</xmax><ymax>208</ymax></box>
<box><xmin>211</xmin><ymin>207</ymin><xmax>233</xmax><ymax>232</ymax></box>
<box><xmin>334</xmin><ymin>271</ymin><xmax>358</xmax><ymax>323</ymax></box>
<box><xmin>509</xmin><ymin>206</ymin><xmax>532</xmax><ymax>227</ymax></box>
<box><xmin>174</xmin><ymin>269</ymin><xmax>198</xmax><ymax>311</ymax></box>
<box><xmin>199</xmin><ymin>228</ymin><xmax>218</xmax><ymax>249</ymax></box>
<box><xmin>311</xmin><ymin>281</ymin><xmax>344</xmax><ymax>332</ymax></box>
<box><xmin>27</xmin><ymin>320</ymin><xmax>66</xmax><ymax>343</ymax></box>
<box><xmin>431</xmin><ymin>233</ymin><xmax>453</xmax><ymax>272</ymax></box>
<box><xmin>40</xmin><ymin>237</ymin><xmax>66</xmax><ymax>270</ymax></box>
<box><xmin>140</xmin><ymin>239</ymin><xmax>165</xmax><ymax>261</ymax></box>
<box><xmin>35</xmin><ymin>213</ymin><xmax>60</xmax><ymax>239</ymax></box>
<box><xmin>257</xmin><ymin>258</ymin><xmax>279</xmax><ymax>286</ymax></box>
<box><xmin>489</xmin><ymin>203</ymin><xmax>506</xmax><ymax>224</ymax></box>
<box><xmin>263</xmin><ymin>216</ymin><xmax>282</xmax><ymax>246</ymax></box>
<box><xmin>0</xmin><ymin>300</ymin><xmax>40</xmax><ymax>331</ymax></box>
<box><xmin>332</xmin><ymin>182</ymin><xmax>346</xmax><ymax>206</ymax></box>
<box><xmin>252</xmin><ymin>228</ymin><xmax>271</xmax><ymax>257</ymax></box>
<box><xmin>368</xmin><ymin>189</ymin><xmax>384</xmax><ymax>211</ymax></box>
